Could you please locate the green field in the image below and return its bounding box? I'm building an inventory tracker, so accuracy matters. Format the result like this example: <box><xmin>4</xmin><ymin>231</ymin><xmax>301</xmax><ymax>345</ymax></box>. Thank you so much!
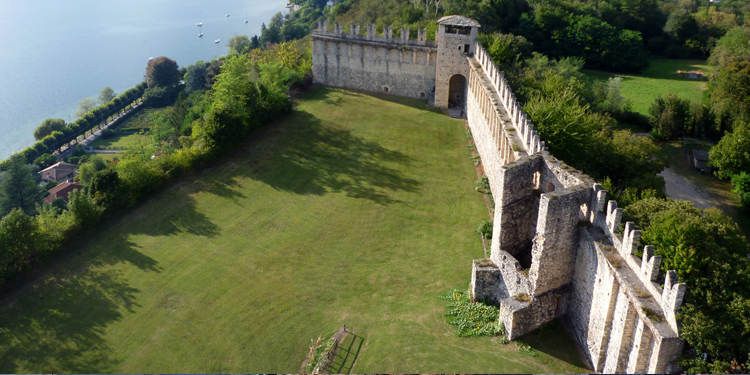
<box><xmin>584</xmin><ymin>59</ymin><xmax>709</xmax><ymax>115</ymax></box>
<box><xmin>88</xmin><ymin>132</ymin><xmax>152</xmax><ymax>151</ymax></box>
<box><xmin>0</xmin><ymin>87</ymin><xmax>587</xmax><ymax>373</ymax></box>
<box><xmin>116</xmin><ymin>107</ymin><xmax>170</xmax><ymax>131</ymax></box>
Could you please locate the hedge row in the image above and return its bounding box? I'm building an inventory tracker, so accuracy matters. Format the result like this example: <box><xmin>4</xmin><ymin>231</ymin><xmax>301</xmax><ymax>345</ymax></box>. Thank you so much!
<box><xmin>0</xmin><ymin>82</ymin><xmax>148</xmax><ymax>171</ymax></box>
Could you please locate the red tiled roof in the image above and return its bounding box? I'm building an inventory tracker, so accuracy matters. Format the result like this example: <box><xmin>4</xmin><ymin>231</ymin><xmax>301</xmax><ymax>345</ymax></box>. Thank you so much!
<box><xmin>44</xmin><ymin>182</ymin><xmax>84</xmax><ymax>204</ymax></box>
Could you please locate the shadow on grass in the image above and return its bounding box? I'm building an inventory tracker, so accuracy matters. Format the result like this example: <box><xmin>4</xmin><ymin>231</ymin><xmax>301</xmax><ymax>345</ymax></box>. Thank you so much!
<box><xmin>515</xmin><ymin>319</ymin><xmax>590</xmax><ymax>371</ymax></box>
<box><xmin>306</xmin><ymin>85</ymin><xmax>438</xmax><ymax>112</ymax></box>
<box><xmin>329</xmin><ymin>331</ymin><xmax>364</xmax><ymax>374</ymax></box>
<box><xmin>0</xmin><ymin>265</ymin><xmax>141</xmax><ymax>373</ymax></box>
<box><xmin>247</xmin><ymin>107</ymin><xmax>420</xmax><ymax>205</ymax></box>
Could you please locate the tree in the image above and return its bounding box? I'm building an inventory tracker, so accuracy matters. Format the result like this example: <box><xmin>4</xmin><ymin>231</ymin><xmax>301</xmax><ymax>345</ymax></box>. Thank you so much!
<box><xmin>269</xmin><ymin>12</ymin><xmax>284</xmax><ymax>29</ymax></box>
<box><xmin>731</xmin><ymin>172</ymin><xmax>750</xmax><ymax>210</ymax></box>
<box><xmin>227</xmin><ymin>35</ymin><xmax>252</xmax><ymax>55</ymax></box>
<box><xmin>625</xmin><ymin>198</ymin><xmax>750</xmax><ymax>373</ymax></box>
<box><xmin>477</xmin><ymin>0</ymin><xmax>532</xmax><ymax>34</ymax></box>
<box><xmin>77</xmin><ymin>155</ymin><xmax>107</xmax><ymax>186</ymax></box>
<box><xmin>33</xmin><ymin>153</ymin><xmax>58</xmax><ymax>169</ymax></box>
<box><xmin>0</xmin><ymin>154</ymin><xmax>43</xmax><ymax>216</ymax></box>
<box><xmin>89</xmin><ymin>168</ymin><xmax>122</xmax><ymax>207</ymax></box>
<box><xmin>709</xmin><ymin>121</ymin><xmax>750</xmax><ymax>179</ymax></box>
<box><xmin>184</xmin><ymin>62</ymin><xmax>208</xmax><ymax>93</ymax></box>
<box><xmin>66</xmin><ymin>189</ymin><xmax>103</xmax><ymax>230</ymax></box>
<box><xmin>98</xmin><ymin>86</ymin><xmax>116</xmax><ymax>105</ymax></box>
<box><xmin>260</xmin><ymin>23</ymin><xmax>282</xmax><ymax>47</ymax></box>
<box><xmin>0</xmin><ymin>208</ymin><xmax>40</xmax><ymax>280</ymax></box>
<box><xmin>74</xmin><ymin>97</ymin><xmax>97</xmax><ymax>118</ymax></box>
<box><xmin>648</xmin><ymin>93</ymin><xmax>692</xmax><ymax>140</ymax></box>
<box><xmin>664</xmin><ymin>8</ymin><xmax>699</xmax><ymax>42</ymax></box>
<box><xmin>713</xmin><ymin>60</ymin><xmax>750</xmax><ymax>121</ymax></box>
<box><xmin>479</xmin><ymin>32</ymin><xmax>533</xmax><ymax>76</ymax></box>
<box><xmin>33</xmin><ymin>118</ymin><xmax>66</xmax><ymax>141</ymax></box>
<box><xmin>145</xmin><ymin>56</ymin><xmax>180</xmax><ymax>88</ymax></box>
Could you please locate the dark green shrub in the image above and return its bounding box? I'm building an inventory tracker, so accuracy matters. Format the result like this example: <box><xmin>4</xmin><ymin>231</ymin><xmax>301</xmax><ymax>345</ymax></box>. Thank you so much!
<box><xmin>477</xmin><ymin>219</ymin><xmax>493</xmax><ymax>240</ymax></box>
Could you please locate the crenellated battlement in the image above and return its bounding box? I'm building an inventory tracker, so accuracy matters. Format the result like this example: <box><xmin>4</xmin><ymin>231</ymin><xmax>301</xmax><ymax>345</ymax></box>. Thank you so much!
<box><xmin>313</xmin><ymin>20</ymin><xmax>434</xmax><ymax>48</ymax></box>
<box><xmin>472</xmin><ymin>44</ymin><xmax>545</xmax><ymax>156</ymax></box>
<box><xmin>592</xmin><ymin>188</ymin><xmax>686</xmax><ymax>334</ymax></box>
<box><xmin>465</xmin><ymin>39</ymin><xmax>684</xmax><ymax>372</ymax></box>
<box><xmin>310</xmin><ymin>14</ymin><xmax>684</xmax><ymax>372</ymax></box>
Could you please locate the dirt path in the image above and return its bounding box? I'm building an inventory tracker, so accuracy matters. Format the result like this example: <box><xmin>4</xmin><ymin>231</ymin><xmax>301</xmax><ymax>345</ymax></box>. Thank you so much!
<box><xmin>659</xmin><ymin>167</ymin><xmax>714</xmax><ymax>209</ymax></box>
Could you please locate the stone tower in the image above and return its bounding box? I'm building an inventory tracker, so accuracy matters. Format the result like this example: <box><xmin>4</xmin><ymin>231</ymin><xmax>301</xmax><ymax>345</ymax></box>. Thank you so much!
<box><xmin>434</xmin><ymin>15</ymin><xmax>480</xmax><ymax>109</ymax></box>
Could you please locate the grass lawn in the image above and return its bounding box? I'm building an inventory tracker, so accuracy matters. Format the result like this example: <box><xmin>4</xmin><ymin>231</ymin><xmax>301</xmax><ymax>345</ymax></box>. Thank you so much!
<box><xmin>584</xmin><ymin>59</ymin><xmax>709</xmax><ymax>115</ymax></box>
<box><xmin>88</xmin><ymin>132</ymin><xmax>153</xmax><ymax>151</ymax></box>
<box><xmin>89</xmin><ymin>153</ymin><xmax>123</xmax><ymax>164</ymax></box>
<box><xmin>115</xmin><ymin>107</ymin><xmax>170</xmax><ymax>131</ymax></box>
<box><xmin>0</xmin><ymin>87</ymin><xmax>588</xmax><ymax>373</ymax></box>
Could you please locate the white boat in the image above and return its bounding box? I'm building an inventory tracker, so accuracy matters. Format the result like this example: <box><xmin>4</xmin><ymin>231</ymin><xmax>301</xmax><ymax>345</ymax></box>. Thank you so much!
<box><xmin>198</xmin><ymin>33</ymin><xmax>203</xmax><ymax>37</ymax></box>
<box><xmin>226</xmin><ymin>14</ymin><xmax>230</xmax><ymax>17</ymax></box>
<box><xmin>214</xmin><ymin>39</ymin><xmax>220</xmax><ymax>43</ymax></box>
<box><xmin>148</xmin><ymin>57</ymin><xmax>154</xmax><ymax>61</ymax></box>
<box><xmin>197</xmin><ymin>22</ymin><xmax>203</xmax><ymax>26</ymax></box>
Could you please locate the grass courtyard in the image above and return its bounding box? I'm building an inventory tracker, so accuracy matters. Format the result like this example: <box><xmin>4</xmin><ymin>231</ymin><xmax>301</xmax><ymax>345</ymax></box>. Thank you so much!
<box><xmin>0</xmin><ymin>87</ymin><xmax>587</xmax><ymax>373</ymax></box>
<box><xmin>584</xmin><ymin>59</ymin><xmax>709</xmax><ymax>115</ymax></box>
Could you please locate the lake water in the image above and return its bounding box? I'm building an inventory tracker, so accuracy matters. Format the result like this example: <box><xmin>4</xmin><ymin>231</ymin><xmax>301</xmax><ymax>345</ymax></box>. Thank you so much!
<box><xmin>0</xmin><ymin>0</ymin><xmax>288</xmax><ymax>159</ymax></box>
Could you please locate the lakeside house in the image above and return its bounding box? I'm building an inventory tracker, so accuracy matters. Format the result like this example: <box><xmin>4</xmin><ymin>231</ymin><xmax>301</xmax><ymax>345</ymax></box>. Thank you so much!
<box><xmin>39</xmin><ymin>162</ymin><xmax>77</xmax><ymax>182</ymax></box>
<box><xmin>43</xmin><ymin>182</ymin><xmax>84</xmax><ymax>204</ymax></box>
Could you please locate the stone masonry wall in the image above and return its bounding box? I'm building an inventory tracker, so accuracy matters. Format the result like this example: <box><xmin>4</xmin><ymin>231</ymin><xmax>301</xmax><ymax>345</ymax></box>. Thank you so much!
<box><xmin>309</xmin><ymin>22</ymin><xmax>686</xmax><ymax>372</ymax></box>
<box><xmin>311</xmin><ymin>21</ymin><xmax>438</xmax><ymax>101</ymax></box>
<box><xmin>464</xmin><ymin>43</ymin><xmax>685</xmax><ymax>372</ymax></box>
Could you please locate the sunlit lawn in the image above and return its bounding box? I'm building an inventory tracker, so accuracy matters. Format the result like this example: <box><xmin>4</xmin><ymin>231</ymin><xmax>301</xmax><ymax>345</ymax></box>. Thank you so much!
<box><xmin>584</xmin><ymin>59</ymin><xmax>709</xmax><ymax>115</ymax></box>
<box><xmin>0</xmin><ymin>87</ymin><xmax>588</xmax><ymax>373</ymax></box>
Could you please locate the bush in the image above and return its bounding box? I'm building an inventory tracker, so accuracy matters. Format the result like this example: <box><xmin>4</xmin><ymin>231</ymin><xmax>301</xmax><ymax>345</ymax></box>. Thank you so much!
<box><xmin>100</xmin><ymin>129</ymin><xmax>117</xmax><ymax>139</ymax></box>
<box><xmin>648</xmin><ymin>93</ymin><xmax>692</xmax><ymax>141</ymax></box>
<box><xmin>477</xmin><ymin>219</ymin><xmax>493</xmax><ymax>240</ymax></box>
<box><xmin>439</xmin><ymin>289</ymin><xmax>505</xmax><ymax>338</ymax></box>
<box><xmin>731</xmin><ymin>172</ymin><xmax>750</xmax><ymax>210</ymax></box>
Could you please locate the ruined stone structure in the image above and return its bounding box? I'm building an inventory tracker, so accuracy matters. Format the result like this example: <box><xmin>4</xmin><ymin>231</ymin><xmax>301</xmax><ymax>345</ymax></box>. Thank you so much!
<box><xmin>312</xmin><ymin>15</ymin><xmax>685</xmax><ymax>373</ymax></box>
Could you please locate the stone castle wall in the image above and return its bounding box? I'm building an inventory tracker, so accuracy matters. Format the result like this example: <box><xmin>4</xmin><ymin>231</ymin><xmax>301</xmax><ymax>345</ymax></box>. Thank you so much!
<box><xmin>465</xmin><ymin>43</ymin><xmax>685</xmax><ymax>373</ymax></box>
<box><xmin>309</xmin><ymin>20</ymin><xmax>685</xmax><ymax>373</ymax></box>
<box><xmin>311</xmin><ymin>21</ymin><xmax>438</xmax><ymax>101</ymax></box>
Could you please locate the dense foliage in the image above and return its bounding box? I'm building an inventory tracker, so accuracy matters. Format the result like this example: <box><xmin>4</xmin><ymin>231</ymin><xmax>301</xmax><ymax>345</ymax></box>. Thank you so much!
<box><xmin>625</xmin><ymin>198</ymin><xmax>750</xmax><ymax>372</ymax></box>
<box><xmin>0</xmin><ymin>37</ymin><xmax>311</xmax><ymax>289</ymax></box>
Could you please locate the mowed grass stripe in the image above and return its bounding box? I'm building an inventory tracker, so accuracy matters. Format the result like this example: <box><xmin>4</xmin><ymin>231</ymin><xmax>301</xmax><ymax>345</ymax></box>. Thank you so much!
<box><xmin>0</xmin><ymin>87</ymin><xmax>587</xmax><ymax>373</ymax></box>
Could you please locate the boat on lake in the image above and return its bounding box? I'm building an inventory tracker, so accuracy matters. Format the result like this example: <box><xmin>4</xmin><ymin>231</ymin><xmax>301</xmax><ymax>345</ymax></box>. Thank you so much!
<box><xmin>198</xmin><ymin>33</ymin><xmax>203</xmax><ymax>37</ymax></box>
<box><xmin>197</xmin><ymin>22</ymin><xmax>203</xmax><ymax>26</ymax></box>
<box><xmin>214</xmin><ymin>39</ymin><xmax>220</xmax><ymax>43</ymax></box>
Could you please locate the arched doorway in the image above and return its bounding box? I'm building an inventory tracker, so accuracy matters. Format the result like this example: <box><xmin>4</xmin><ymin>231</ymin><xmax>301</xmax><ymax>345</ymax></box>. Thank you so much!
<box><xmin>448</xmin><ymin>74</ymin><xmax>467</xmax><ymax>109</ymax></box>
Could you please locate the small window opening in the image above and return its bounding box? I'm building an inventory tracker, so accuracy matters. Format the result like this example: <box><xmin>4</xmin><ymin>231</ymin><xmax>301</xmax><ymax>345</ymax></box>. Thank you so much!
<box><xmin>383</xmin><ymin>86</ymin><xmax>389</xmax><ymax>93</ymax></box>
<box><xmin>464</xmin><ymin>44</ymin><xmax>470</xmax><ymax>55</ymax></box>
<box><xmin>419</xmin><ymin>92</ymin><xmax>425</xmax><ymax>98</ymax></box>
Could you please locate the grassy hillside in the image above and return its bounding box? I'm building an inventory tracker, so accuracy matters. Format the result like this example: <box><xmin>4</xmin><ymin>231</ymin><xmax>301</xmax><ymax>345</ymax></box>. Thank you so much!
<box><xmin>584</xmin><ymin>59</ymin><xmax>709</xmax><ymax>115</ymax></box>
<box><xmin>0</xmin><ymin>87</ymin><xmax>587</xmax><ymax>373</ymax></box>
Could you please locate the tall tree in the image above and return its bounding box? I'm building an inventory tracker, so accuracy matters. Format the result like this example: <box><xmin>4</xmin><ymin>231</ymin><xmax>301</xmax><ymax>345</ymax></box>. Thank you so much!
<box><xmin>145</xmin><ymin>56</ymin><xmax>180</xmax><ymax>88</ymax></box>
<box><xmin>184</xmin><ymin>62</ymin><xmax>208</xmax><ymax>93</ymax></box>
<box><xmin>32</xmin><ymin>118</ymin><xmax>66</xmax><ymax>141</ymax></box>
<box><xmin>0</xmin><ymin>154</ymin><xmax>43</xmax><ymax>216</ymax></box>
<box><xmin>227</xmin><ymin>35</ymin><xmax>252</xmax><ymax>55</ymax></box>
<box><xmin>74</xmin><ymin>97</ymin><xmax>97</xmax><ymax>118</ymax></box>
<box><xmin>709</xmin><ymin>121</ymin><xmax>750</xmax><ymax>179</ymax></box>
<box><xmin>97</xmin><ymin>86</ymin><xmax>117</xmax><ymax>105</ymax></box>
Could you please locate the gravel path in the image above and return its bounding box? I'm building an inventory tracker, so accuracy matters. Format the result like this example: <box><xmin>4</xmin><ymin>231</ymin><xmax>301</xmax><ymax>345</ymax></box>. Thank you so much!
<box><xmin>658</xmin><ymin>167</ymin><xmax>714</xmax><ymax>209</ymax></box>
